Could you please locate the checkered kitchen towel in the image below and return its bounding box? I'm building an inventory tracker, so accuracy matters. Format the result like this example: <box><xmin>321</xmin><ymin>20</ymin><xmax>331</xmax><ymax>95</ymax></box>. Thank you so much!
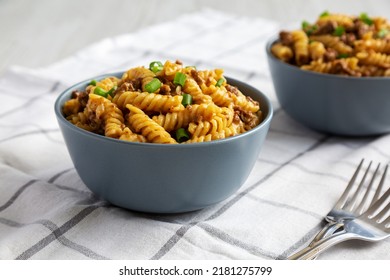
<box><xmin>1</xmin><ymin>9</ymin><xmax>389</xmax><ymax>260</ymax></box>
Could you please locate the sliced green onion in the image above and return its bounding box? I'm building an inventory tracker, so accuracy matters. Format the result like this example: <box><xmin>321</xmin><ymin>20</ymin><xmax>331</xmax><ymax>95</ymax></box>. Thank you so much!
<box><xmin>90</xmin><ymin>80</ymin><xmax>97</xmax><ymax>86</ymax></box>
<box><xmin>181</xmin><ymin>93</ymin><xmax>193</xmax><ymax>107</ymax></box>
<box><xmin>145</xmin><ymin>78</ymin><xmax>161</xmax><ymax>93</ymax></box>
<box><xmin>175</xmin><ymin>128</ymin><xmax>189</xmax><ymax>143</ymax></box>
<box><xmin>360</xmin><ymin>13</ymin><xmax>373</xmax><ymax>25</ymax></box>
<box><xmin>173</xmin><ymin>72</ymin><xmax>187</xmax><ymax>87</ymax></box>
<box><xmin>378</xmin><ymin>29</ymin><xmax>389</xmax><ymax>38</ymax></box>
<box><xmin>301</xmin><ymin>21</ymin><xmax>317</xmax><ymax>35</ymax></box>
<box><xmin>215</xmin><ymin>78</ymin><xmax>225</xmax><ymax>87</ymax></box>
<box><xmin>94</xmin><ymin>86</ymin><xmax>108</xmax><ymax>98</ymax></box>
<box><xmin>301</xmin><ymin>20</ymin><xmax>310</xmax><ymax>30</ymax></box>
<box><xmin>149</xmin><ymin>61</ymin><xmax>163</xmax><ymax>73</ymax></box>
<box><xmin>333</xmin><ymin>26</ymin><xmax>345</xmax><ymax>36</ymax></box>
<box><xmin>320</xmin><ymin>11</ymin><xmax>329</xmax><ymax>18</ymax></box>
<box><xmin>107</xmin><ymin>86</ymin><xmax>117</xmax><ymax>97</ymax></box>
<box><xmin>337</xmin><ymin>53</ymin><xmax>349</xmax><ymax>59</ymax></box>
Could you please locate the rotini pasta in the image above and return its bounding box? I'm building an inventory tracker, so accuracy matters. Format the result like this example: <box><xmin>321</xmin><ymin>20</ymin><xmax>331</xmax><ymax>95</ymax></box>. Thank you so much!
<box><xmin>120</xmin><ymin>67</ymin><xmax>155</xmax><ymax>92</ymax></box>
<box><xmin>271</xmin><ymin>43</ymin><xmax>294</xmax><ymax>62</ymax></box>
<box><xmin>309</xmin><ymin>35</ymin><xmax>353</xmax><ymax>55</ymax></box>
<box><xmin>86</xmin><ymin>76</ymin><xmax>119</xmax><ymax>95</ymax></box>
<box><xmin>308</xmin><ymin>41</ymin><xmax>326</xmax><ymax>61</ymax></box>
<box><xmin>291</xmin><ymin>30</ymin><xmax>310</xmax><ymax>66</ymax></box>
<box><xmin>152</xmin><ymin>103</ymin><xmax>221</xmax><ymax>132</ymax></box>
<box><xmin>126</xmin><ymin>104</ymin><xmax>177</xmax><ymax>144</ymax></box>
<box><xmin>113</xmin><ymin>91</ymin><xmax>184</xmax><ymax>113</ymax></box>
<box><xmin>272</xmin><ymin>12</ymin><xmax>390</xmax><ymax>77</ymax></box>
<box><xmin>316</xmin><ymin>13</ymin><xmax>354</xmax><ymax>29</ymax></box>
<box><xmin>84</xmin><ymin>93</ymin><xmax>125</xmax><ymax>138</ymax></box>
<box><xmin>62</xmin><ymin>60</ymin><xmax>262</xmax><ymax>144</ymax></box>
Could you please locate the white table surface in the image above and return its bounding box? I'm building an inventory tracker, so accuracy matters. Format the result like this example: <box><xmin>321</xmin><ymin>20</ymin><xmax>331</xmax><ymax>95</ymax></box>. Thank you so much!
<box><xmin>1</xmin><ymin>0</ymin><xmax>390</xmax><ymax>74</ymax></box>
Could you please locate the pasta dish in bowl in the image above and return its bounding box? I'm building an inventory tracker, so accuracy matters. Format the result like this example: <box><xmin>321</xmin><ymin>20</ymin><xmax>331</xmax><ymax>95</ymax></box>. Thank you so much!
<box><xmin>54</xmin><ymin>60</ymin><xmax>272</xmax><ymax>213</ymax></box>
<box><xmin>62</xmin><ymin>60</ymin><xmax>262</xmax><ymax>144</ymax></box>
<box><xmin>271</xmin><ymin>11</ymin><xmax>390</xmax><ymax>77</ymax></box>
<box><xmin>266</xmin><ymin>12</ymin><xmax>390</xmax><ymax>136</ymax></box>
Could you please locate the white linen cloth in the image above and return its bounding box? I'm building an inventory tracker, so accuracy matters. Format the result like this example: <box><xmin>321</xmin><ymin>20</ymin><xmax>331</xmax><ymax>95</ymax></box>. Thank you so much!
<box><xmin>0</xmin><ymin>9</ymin><xmax>389</xmax><ymax>260</ymax></box>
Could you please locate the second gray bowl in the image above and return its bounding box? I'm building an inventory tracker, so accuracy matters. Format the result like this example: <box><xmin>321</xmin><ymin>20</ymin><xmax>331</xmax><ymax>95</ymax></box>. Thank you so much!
<box><xmin>266</xmin><ymin>36</ymin><xmax>390</xmax><ymax>136</ymax></box>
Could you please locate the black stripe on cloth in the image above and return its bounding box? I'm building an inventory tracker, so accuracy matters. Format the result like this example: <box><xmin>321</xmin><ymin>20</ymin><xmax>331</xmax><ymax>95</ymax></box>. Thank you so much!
<box><xmin>0</xmin><ymin>180</ymin><xmax>38</xmax><ymax>212</ymax></box>
<box><xmin>150</xmin><ymin>224</ymin><xmax>195</xmax><ymax>260</ymax></box>
<box><xmin>49</xmin><ymin>81</ymin><xmax>61</xmax><ymax>93</ymax></box>
<box><xmin>0</xmin><ymin>95</ymin><xmax>45</xmax><ymax>119</ymax></box>
<box><xmin>47</xmin><ymin>168</ymin><xmax>92</xmax><ymax>194</ymax></box>
<box><xmin>244</xmin><ymin>193</ymin><xmax>323</xmax><ymax>220</ymax></box>
<box><xmin>245</xmin><ymin>71</ymin><xmax>256</xmax><ymax>81</ymax></box>
<box><xmin>150</xmin><ymin>136</ymin><xmax>330</xmax><ymax>259</ymax></box>
<box><xmin>1</xmin><ymin>165</ymin><xmax>89</xmax><ymax>199</ymax></box>
<box><xmin>0</xmin><ymin>217</ymin><xmax>109</xmax><ymax>260</ymax></box>
<box><xmin>15</xmin><ymin>205</ymin><xmax>100</xmax><ymax>260</ymax></box>
<box><xmin>51</xmin><ymin>183</ymin><xmax>91</xmax><ymax>196</ymax></box>
<box><xmin>268</xmin><ymin>127</ymin><xmax>319</xmax><ymax>138</ymax></box>
<box><xmin>289</xmin><ymin>162</ymin><xmax>348</xmax><ymax>183</ymax></box>
<box><xmin>46</xmin><ymin>168</ymin><xmax>93</xmax><ymax>195</ymax></box>
<box><xmin>0</xmin><ymin>78</ymin><xmax>62</xmax><ymax>119</ymax></box>
<box><xmin>266</xmin><ymin>118</ymin><xmax>324</xmax><ymax>139</ymax></box>
<box><xmin>48</xmin><ymin>168</ymin><xmax>74</xmax><ymax>183</ymax></box>
<box><xmin>370</xmin><ymin>144</ymin><xmax>390</xmax><ymax>159</ymax></box>
<box><xmin>0</xmin><ymin>77</ymin><xmax>61</xmax><ymax>97</ymax></box>
<box><xmin>257</xmin><ymin>158</ymin><xmax>280</xmax><ymax>165</ymax></box>
<box><xmin>198</xmin><ymin>223</ymin><xmax>279</xmax><ymax>259</ymax></box>
<box><xmin>0</xmin><ymin>128</ymin><xmax>60</xmax><ymax>143</ymax></box>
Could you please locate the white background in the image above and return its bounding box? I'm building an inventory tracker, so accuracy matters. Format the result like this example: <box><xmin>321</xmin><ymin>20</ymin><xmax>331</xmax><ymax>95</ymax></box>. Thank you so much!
<box><xmin>1</xmin><ymin>0</ymin><xmax>390</xmax><ymax>74</ymax></box>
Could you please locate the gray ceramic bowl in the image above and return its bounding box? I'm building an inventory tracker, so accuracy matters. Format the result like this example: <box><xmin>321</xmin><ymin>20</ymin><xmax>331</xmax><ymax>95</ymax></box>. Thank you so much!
<box><xmin>266</xmin><ymin>36</ymin><xmax>390</xmax><ymax>136</ymax></box>
<box><xmin>54</xmin><ymin>73</ymin><xmax>273</xmax><ymax>213</ymax></box>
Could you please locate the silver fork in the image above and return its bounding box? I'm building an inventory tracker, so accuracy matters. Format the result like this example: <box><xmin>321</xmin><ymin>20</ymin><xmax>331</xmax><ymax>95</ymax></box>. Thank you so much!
<box><xmin>309</xmin><ymin>159</ymin><xmax>387</xmax><ymax>246</ymax></box>
<box><xmin>288</xmin><ymin>184</ymin><xmax>390</xmax><ymax>259</ymax></box>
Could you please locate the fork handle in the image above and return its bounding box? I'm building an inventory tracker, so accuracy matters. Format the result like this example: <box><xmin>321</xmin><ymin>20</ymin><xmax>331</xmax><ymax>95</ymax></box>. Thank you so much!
<box><xmin>309</xmin><ymin>222</ymin><xmax>343</xmax><ymax>245</ymax></box>
<box><xmin>288</xmin><ymin>231</ymin><xmax>355</xmax><ymax>260</ymax></box>
<box><xmin>306</xmin><ymin>222</ymin><xmax>343</xmax><ymax>260</ymax></box>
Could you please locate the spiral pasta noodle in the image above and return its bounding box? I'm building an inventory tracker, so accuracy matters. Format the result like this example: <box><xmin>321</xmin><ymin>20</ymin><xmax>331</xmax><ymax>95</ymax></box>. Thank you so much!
<box><xmin>271</xmin><ymin>12</ymin><xmax>390</xmax><ymax>77</ymax></box>
<box><xmin>356</xmin><ymin>51</ymin><xmax>390</xmax><ymax>67</ymax></box>
<box><xmin>316</xmin><ymin>13</ymin><xmax>354</xmax><ymax>29</ymax></box>
<box><xmin>291</xmin><ymin>30</ymin><xmax>310</xmax><ymax>66</ymax></box>
<box><xmin>271</xmin><ymin>43</ymin><xmax>294</xmax><ymax>62</ymax></box>
<box><xmin>85</xmin><ymin>94</ymin><xmax>125</xmax><ymax>138</ymax></box>
<box><xmin>182</xmin><ymin>76</ymin><xmax>213</xmax><ymax>104</ymax></box>
<box><xmin>126</xmin><ymin>104</ymin><xmax>177</xmax><ymax>144</ymax></box>
<box><xmin>119</xmin><ymin>127</ymin><xmax>147</xmax><ymax>143</ymax></box>
<box><xmin>310</xmin><ymin>35</ymin><xmax>353</xmax><ymax>55</ymax></box>
<box><xmin>113</xmin><ymin>91</ymin><xmax>184</xmax><ymax>113</ymax></box>
<box><xmin>86</xmin><ymin>76</ymin><xmax>120</xmax><ymax>95</ymax></box>
<box><xmin>62</xmin><ymin>60</ymin><xmax>262</xmax><ymax>144</ymax></box>
<box><xmin>121</xmin><ymin>67</ymin><xmax>155</xmax><ymax>92</ymax></box>
<box><xmin>152</xmin><ymin>103</ymin><xmax>221</xmax><ymax>132</ymax></box>
<box><xmin>308</xmin><ymin>41</ymin><xmax>326</xmax><ymax>61</ymax></box>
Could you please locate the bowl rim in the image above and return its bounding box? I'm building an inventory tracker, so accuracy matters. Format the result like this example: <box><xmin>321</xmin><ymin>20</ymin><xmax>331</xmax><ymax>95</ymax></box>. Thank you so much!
<box><xmin>54</xmin><ymin>72</ymin><xmax>273</xmax><ymax>148</ymax></box>
<box><xmin>266</xmin><ymin>35</ymin><xmax>390</xmax><ymax>81</ymax></box>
